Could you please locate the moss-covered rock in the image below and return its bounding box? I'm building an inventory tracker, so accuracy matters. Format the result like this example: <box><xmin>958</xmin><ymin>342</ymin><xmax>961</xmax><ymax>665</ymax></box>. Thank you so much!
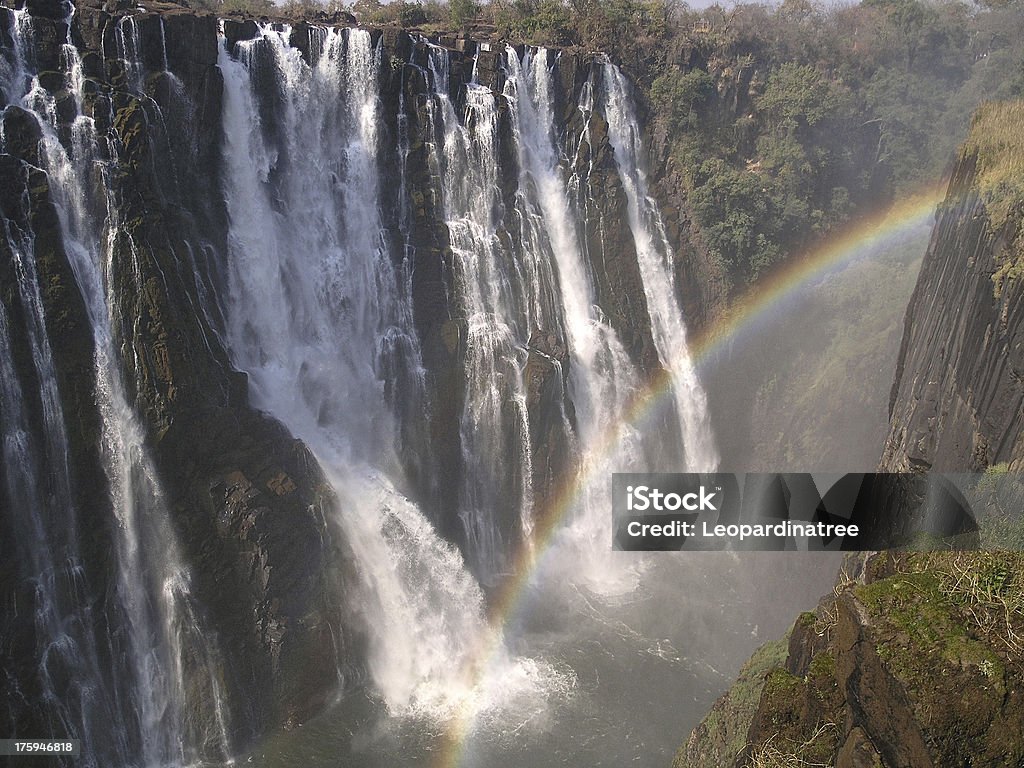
<box><xmin>679</xmin><ymin>552</ymin><xmax>1024</xmax><ymax>768</ymax></box>
<box><xmin>673</xmin><ymin>637</ymin><xmax>788</xmax><ymax>768</ymax></box>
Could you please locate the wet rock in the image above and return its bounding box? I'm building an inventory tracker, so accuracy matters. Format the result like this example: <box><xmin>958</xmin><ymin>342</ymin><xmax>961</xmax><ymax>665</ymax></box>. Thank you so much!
<box><xmin>288</xmin><ymin>22</ymin><xmax>311</xmax><ymax>62</ymax></box>
<box><xmin>223</xmin><ymin>17</ymin><xmax>258</xmax><ymax>49</ymax></box>
<box><xmin>26</xmin><ymin>0</ymin><xmax>72</xmax><ymax>20</ymax></box>
<box><xmin>570</xmin><ymin>105</ymin><xmax>661</xmax><ymax>375</ymax></box>
<box><xmin>0</xmin><ymin>155</ymin><xmax>116</xmax><ymax>763</ymax></box>
<box><xmin>525</xmin><ymin>330</ymin><xmax>575</xmax><ymax>517</ymax></box>
<box><xmin>1</xmin><ymin>106</ymin><xmax>44</xmax><ymax>167</ymax></box>
<box><xmin>23</xmin><ymin>16</ymin><xmax>68</xmax><ymax>70</ymax></box>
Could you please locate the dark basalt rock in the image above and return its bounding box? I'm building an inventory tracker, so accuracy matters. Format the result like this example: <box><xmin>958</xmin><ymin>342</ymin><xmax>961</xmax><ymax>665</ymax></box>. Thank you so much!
<box><xmin>22</xmin><ymin>15</ymin><xmax>69</xmax><ymax>71</ymax></box>
<box><xmin>525</xmin><ymin>330</ymin><xmax>576</xmax><ymax>518</ymax></box>
<box><xmin>0</xmin><ymin>2</ymin><xmax>362</xmax><ymax>754</ymax></box>
<box><xmin>1</xmin><ymin>106</ymin><xmax>44</xmax><ymax>166</ymax></box>
<box><xmin>26</xmin><ymin>0</ymin><xmax>73</xmax><ymax>20</ymax></box>
<box><xmin>881</xmin><ymin>149</ymin><xmax>1024</xmax><ymax>472</ymax></box>
<box><xmin>0</xmin><ymin>154</ymin><xmax>119</xmax><ymax>763</ymax></box>
<box><xmin>223</xmin><ymin>17</ymin><xmax>258</xmax><ymax>49</ymax></box>
<box><xmin>569</xmin><ymin>104</ymin><xmax>661</xmax><ymax>376</ymax></box>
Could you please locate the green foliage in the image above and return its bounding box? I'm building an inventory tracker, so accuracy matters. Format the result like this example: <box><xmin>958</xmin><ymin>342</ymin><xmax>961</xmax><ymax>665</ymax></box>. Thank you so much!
<box><xmin>635</xmin><ymin>0</ymin><xmax>1024</xmax><ymax>285</ymax></box>
<box><xmin>1012</xmin><ymin>58</ymin><xmax>1024</xmax><ymax>96</ymax></box>
<box><xmin>495</xmin><ymin>0</ymin><xmax>575</xmax><ymax>45</ymax></box>
<box><xmin>650</xmin><ymin>67</ymin><xmax>713</xmax><ymax>124</ymax></box>
<box><xmin>279</xmin><ymin>0</ymin><xmax>325</xmax><ymax>16</ymax></box>
<box><xmin>397</xmin><ymin>2</ymin><xmax>428</xmax><ymax>26</ymax></box>
<box><xmin>759</xmin><ymin>63</ymin><xmax>844</xmax><ymax>130</ymax></box>
<box><xmin>449</xmin><ymin>0</ymin><xmax>480</xmax><ymax>28</ymax></box>
<box><xmin>973</xmin><ymin>464</ymin><xmax>1024</xmax><ymax>550</ymax></box>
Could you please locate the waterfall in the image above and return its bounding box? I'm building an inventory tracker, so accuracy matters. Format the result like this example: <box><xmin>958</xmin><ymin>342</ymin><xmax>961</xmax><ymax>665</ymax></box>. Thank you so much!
<box><xmin>599</xmin><ymin>62</ymin><xmax>719</xmax><ymax>472</ymax></box>
<box><xmin>218</xmin><ymin>25</ymin><xmax>566</xmax><ymax>721</ymax></box>
<box><xmin>420</xmin><ymin>43</ymin><xmax>544</xmax><ymax>581</ymax></box>
<box><xmin>2</xmin><ymin>8</ymin><xmax>720</xmax><ymax>760</ymax></box>
<box><xmin>2</xmin><ymin>8</ymin><xmax>232</xmax><ymax>765</ymax></box>
<box><xmin>502</xmin><ymin>49</ymin><xmax>651</xmax><ymax>590</ymax></box>
<box><xmin>0</xmin><ymin>220</ymin><xmax>113</xmax><ymax>766</ymax></box>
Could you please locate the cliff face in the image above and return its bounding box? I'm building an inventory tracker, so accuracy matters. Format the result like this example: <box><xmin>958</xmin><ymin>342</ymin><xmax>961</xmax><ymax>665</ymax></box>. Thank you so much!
<box><xmin>677</xmin><ymin>104</ymin><xmax>1024</xmax><ymax>768</ymax></box>
<box><xmin>881</xmin><ymin>107</ymin><xmax>1024</xmax><ymax>473</ymax></box>
<box><xmin>1</xmin><ymin>1</ymin><xmax>362</xmax><ymax>758</ymax></box>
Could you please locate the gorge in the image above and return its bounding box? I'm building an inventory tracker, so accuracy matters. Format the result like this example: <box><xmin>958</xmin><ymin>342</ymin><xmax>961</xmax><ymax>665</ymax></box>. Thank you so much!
<box><xmin>2</xmin><ymin>0</ymin><xmax>1022</xmax><ymax>766</ymax></box>
<box><xmin>0</xmin><ymin>2</ymin><xmax>798</xmax><ymax>764</ymax></box>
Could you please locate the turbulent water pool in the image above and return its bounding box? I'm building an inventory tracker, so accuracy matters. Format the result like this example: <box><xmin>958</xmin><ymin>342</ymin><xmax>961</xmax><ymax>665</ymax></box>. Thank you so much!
<box><xmin>242</xmin><ymin>554</ymin><xmax>840</xmax><ymax>768</ymax></box>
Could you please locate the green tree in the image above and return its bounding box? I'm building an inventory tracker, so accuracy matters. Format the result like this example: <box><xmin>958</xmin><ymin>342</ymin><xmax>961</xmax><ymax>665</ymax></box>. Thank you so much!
<box><xmin>449</xmin><ymin>0</ymin><xmax>479</xmax><ymax>28</ymax></box>
<box><xmin>758</xmin><ymin>63</ymin><xmax>844</xmax><ymax>132</ymax></box>
<box><xmin>650</xmin><ymin>67</ymin><xmax>714</xmax><ymax>124</ymax></box>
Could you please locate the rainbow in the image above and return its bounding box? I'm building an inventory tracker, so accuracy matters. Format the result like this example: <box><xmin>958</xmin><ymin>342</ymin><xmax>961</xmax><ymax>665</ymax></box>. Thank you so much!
<box><xmin>430</xmin><ymin>183</ymin><xmax>947</xmax><ymax>768</ymax></box>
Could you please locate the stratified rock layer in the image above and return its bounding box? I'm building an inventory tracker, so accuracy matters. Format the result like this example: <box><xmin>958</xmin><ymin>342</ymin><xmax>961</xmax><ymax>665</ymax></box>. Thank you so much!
<box><xmin>881</xmin><ymin>145</ymin><xmax>1024</xmax><ymax>472</ymax></box>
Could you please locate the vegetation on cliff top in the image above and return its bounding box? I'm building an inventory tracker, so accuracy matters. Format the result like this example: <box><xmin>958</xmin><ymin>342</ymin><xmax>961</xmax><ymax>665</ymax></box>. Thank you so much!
<box><xmin>193</xmin><ymin>0</ymin><xmax>1024</xmax><ymax>290</ymax></box>
<box><xmin>961</xmin><ymin>99</ymin><xmax>1024</xmax><ymax>282</ymax></box>
<box><xmin>682</xmin><ymin>549</ymin><xmax>1024</xmax><ymax>767</ymax></box>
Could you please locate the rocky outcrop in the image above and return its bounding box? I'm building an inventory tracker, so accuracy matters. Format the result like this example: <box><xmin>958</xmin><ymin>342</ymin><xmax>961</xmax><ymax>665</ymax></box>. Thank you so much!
<box><xmin>881</xmin><ymin>115</ymin><xmax>1024</xmax><ymax>473</ymax></box>
<box><xmin>525</xmin><ymin>329</ymin><xmax>575</xmax><ymax>514</ymax></box>
<box><xmin>568</xmin><ymin>100</ymin><xmax>662</xmax><ymax>374</ymax></box>
<box><xmin>676</xmin><ymin>552</ymin><xmax>1024</xmax><ymax>768</ymax></box>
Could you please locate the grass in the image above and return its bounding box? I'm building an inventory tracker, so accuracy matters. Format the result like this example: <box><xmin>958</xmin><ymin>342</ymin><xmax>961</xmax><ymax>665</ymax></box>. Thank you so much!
<box><xmin>747</xmin><ymin>723</ymin><xmax>839</xmax><ymax>768</ymax></box>
<box><xmin>926</xmin><ymin>552</ymin><xmax>1024</xmax><ymax>654</ymax></box>
<box><xmin>961</xmin><ymin>101</ymin><xmax>1024</xmax><ymax>282</ymax></box>
<box><xmin>860</xmin><ymin>552</ymin><xmax>1024</xmax><ymax>656</ymax></box>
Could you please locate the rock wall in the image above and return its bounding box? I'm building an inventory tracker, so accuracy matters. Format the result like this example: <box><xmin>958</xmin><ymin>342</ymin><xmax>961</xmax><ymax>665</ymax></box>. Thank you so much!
<box><xmin>0</xmin><ymin>0</ymin><xmax>361</xmax><ymax>755</ymax></box>
<box><xmin>881</xmin><ymin>149</ymin><xmax>1024</xmax><ymax>472</ymax></box>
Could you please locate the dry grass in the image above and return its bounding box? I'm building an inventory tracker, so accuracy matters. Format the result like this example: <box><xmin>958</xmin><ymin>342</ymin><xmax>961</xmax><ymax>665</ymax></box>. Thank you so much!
<box><xmin>906</xmin><ymin>552</ymin><xmax>1024</xmax><ymax>654</ymax></box>
<box><xmin>961</xmin><ymin>101</ymin><xmax>1024</xmax><ymax>283</ymax></box>
<box><xmin>962</xmin><ymin>100</ymin><xmax>1024</xmax><ymax>232</ymax></box>
<box><xmin>747</xmin><ymin>724</ymin><xmax>838</xmax><ymax>768</ymax></box>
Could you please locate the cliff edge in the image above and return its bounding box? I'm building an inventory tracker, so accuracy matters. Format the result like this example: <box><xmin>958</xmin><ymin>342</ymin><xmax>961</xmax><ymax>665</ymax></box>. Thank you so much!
<box><xmin>675</xmin><ymin>102</ymin><xmax>1024</xmax><ymax>767</ymax></box>
<box><xmin>882</xmin><ymin>101</ymin><xmax>1024</xmax><ymax>473</ymax></box>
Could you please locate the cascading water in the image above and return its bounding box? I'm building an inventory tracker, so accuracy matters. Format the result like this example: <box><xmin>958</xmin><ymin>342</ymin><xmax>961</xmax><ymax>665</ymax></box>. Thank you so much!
<box><xmin>421</xmin><ymin>44</ymin><xmax>543</xmax><ymax>581</ymax></box>
<box><xmin>1</xmin><ymin>8</ymin><xmax>232</xmax><ymax>765</ymax></box>
<box><xmin>599</xmin><ymin>61</ymin><xmax>718</xmax><ymax>472</ymax></box>
<box><xmin>500</xmin><ymin>49</ymin><xmax>653</xmax><ymax>591</ymax></box>
<box><xmin>0</xmin><ymin>218</ymin><xmax>115</xmax><ymax>766</ymax></box>
<box><xmin>217</xmin><ymin>25</ymin><xmax>565</xmax><ymax>723</ymax></box>
<box><xmin>2</xmin><ymin>8</ymin><xmax>734</xmax><ymax>763</ymax></box>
